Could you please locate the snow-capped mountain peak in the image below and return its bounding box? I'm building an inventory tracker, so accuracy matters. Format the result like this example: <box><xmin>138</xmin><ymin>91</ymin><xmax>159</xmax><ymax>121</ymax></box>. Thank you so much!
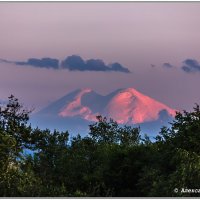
<box><xmin>58</xmin><ymin>88</ymin><xmax>98</xmax><ymax>121</ymax></box>
<box><xmin>38</xmin><ymin>87</ymin><xmax>176</xmax><ymax>125</ymax></box>
<box><xmin>104</xmin><ymin>88</ymin><xmax>176</xmax><ymax>124</ymax></box>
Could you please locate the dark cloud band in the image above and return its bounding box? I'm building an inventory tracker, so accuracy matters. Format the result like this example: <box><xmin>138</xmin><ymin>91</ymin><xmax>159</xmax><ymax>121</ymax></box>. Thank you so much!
<box><xmin>16</xmin><ymin>58</ymin><xmax>59</xmax><ymax>69</ymax></box>
<box><xmin>61</xmin><ymin>55</ymin><xmax>130</xmax><ymax>73</ymax></box>
<box><xmin>1</xmin><ymin>55</ymin><xmax>131</xmax><ymax>73</ymax></box>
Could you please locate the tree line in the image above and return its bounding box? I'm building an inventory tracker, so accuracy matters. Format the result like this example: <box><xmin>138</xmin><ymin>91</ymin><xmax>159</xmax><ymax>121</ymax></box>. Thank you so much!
<box><xmin>0</xmin><ymin>95</ymin><xmax>200</xmax><ymax>197</ymax></box>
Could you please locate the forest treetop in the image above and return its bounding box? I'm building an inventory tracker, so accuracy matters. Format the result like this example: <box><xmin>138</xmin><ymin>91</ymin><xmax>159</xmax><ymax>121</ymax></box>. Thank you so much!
<box><xmin>0</xmin><ymin>95</ymin><xmax>200</xmax><ymax>197</ymax></box>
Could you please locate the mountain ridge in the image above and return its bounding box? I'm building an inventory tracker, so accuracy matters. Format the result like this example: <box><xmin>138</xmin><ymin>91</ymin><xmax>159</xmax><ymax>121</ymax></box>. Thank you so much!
<box><xmin>38</xmin><ymin>87</ymin><xmax>176</xmax><ymax>124</ymax></box>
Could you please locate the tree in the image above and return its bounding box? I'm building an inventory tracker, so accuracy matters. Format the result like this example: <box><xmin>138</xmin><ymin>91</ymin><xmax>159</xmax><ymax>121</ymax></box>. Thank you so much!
<box><xmin>138</xmin><ymin>105</ymin><xmax>200</xmax><ymax>197</ymax></box>
<box><xmin>89</xmin><ymin>115</ymin><xmax>140</xmax><ymax>146</ymax></box>
<box><xmin>1</xmin><ymin>95</ymin><xmax>200</xmax><ymax>197</ymax></box>
<box><xmin>0</xmin><ymin>95</ymin><xmax>38</xmax><ymax>196</ymax></box>
<box><xmin>27</xmin><ymin>128</ymin><xmax>69</xmax><ymax>196</ymax></box>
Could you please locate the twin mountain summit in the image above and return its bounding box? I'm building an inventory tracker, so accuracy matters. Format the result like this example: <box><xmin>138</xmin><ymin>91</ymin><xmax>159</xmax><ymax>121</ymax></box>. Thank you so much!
<box><xmin>31</xmin><ymin>88</ymin><xmax>176</xmax><ymax>137</ymax></box>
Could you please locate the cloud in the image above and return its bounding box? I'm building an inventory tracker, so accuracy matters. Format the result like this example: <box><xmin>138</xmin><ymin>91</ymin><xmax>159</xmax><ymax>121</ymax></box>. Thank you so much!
<box><xmin>182</xmin><ymin>59</ymin><xmax>200</xmax><ymax>73</ymax></box>
<box><xmin>1</xmin><ymin>55</ymin><xmax>131</xmax><ymax>73</ymax></box>
<box><xmin>109</xmin><ymin>63</ymin><xmax>130</xmax><ymax>73</ymax></box>
<box><xmin>16</xmin><ymin>58</ymin><xmax>59</xmax><ymax>69</ymax></box>
<box><xmin>163</xmin><ymin>63</ymin><xmax>174</xmax><ymax>68</ymax></box>
<box><xmin>61</xmin><ymin>55</ymin><xmax>85</xmax><ymax>71</ymax></box>
<box><xmin>161</xmin><ymin>59</ymin><xmax>200</xmax><ymax>74</ymax></box>
<box><xmin>85</xmin><ymin>59</ymin><xmax>108</xmax><ymax>71</ymax></box>
<box><xmin>0</xmin><ymin>58</ymin><xmax>13</xmax><ymax>64</ymax></box>
<box><xmin>61</xmin><ymin>55</ymin><xmax>131</xmax><ymax>73</ymax></box>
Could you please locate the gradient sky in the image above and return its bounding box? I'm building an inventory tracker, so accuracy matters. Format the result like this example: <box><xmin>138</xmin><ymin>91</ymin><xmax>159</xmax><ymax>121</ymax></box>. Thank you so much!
<box><xmin>0</xmin><ymin>2</ymin><xmax>200</xmax><ymax>112</ymax></box>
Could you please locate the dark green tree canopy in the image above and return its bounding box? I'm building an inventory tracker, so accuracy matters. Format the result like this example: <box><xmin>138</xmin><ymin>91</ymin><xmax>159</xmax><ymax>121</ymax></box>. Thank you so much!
<box><xmin>0</xmin><ymin>95</ymin><xmax>200</xmax><ymax>197</ymax></box>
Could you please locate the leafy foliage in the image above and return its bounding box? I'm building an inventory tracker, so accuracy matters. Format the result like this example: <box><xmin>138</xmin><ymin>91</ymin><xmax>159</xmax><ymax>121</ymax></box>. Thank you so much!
<box><xmin>0</xmin><ymin>96</ymin><xmax>200</xmax><ymax>197</ymax></box>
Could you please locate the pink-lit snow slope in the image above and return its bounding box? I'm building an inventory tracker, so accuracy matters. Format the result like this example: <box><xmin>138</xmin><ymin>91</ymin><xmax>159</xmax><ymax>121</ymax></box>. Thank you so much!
<box><xmin>57</xmin><ymin>87</ymin><xmax>176</xmax><ymax>124</ymax></box>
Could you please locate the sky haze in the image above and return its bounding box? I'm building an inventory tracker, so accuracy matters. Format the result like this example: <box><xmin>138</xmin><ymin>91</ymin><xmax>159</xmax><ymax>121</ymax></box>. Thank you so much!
<box><xmin>0</xmin><ymin>2</ymin><xmax>200</xmax><ymax>112</ymax></box>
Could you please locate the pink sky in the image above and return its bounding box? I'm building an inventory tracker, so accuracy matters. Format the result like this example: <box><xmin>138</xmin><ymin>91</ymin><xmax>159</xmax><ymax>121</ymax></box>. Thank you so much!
<box><xmin>1</xmin><ymin>3</ymin><xmax>200</xmax><ymax>65</ymax></box>
<box><xmin>0</xmin><ymin>2</ymin><xmax>200</xmax><ymax>112</ymax></box>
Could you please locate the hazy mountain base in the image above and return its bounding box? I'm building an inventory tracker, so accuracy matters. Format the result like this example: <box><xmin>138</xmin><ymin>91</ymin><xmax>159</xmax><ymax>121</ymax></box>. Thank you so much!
<box><xmin>30</xmin><ymin>109</ymin><xmax>174</xmax><ymax>140</ymax></box>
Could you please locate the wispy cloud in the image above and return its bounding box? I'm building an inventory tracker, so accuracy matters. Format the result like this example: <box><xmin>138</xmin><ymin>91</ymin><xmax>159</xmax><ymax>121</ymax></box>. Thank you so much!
<box><xmin>162</xmin><ymin>63</ymin><xmax>174</xmax><ymax>68</ymax></box>
<box><xmin>16</xmin><ymin>58</ymin><xmax>59</xmax><ymax>69</ymax></box>
<box><xmin>182</xmin><ymin>59</ymin><xmax>200</xmax><ymax>73</ymax></box>
<box><xmin>0</xmin><ymin>57</ymin><xmax>59</xmax><ymax>69</ymax></box>
<box><xmin>160</xmin><ymin>59</ymin><xmax>200</xmax><ymax>74</ymax></box>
